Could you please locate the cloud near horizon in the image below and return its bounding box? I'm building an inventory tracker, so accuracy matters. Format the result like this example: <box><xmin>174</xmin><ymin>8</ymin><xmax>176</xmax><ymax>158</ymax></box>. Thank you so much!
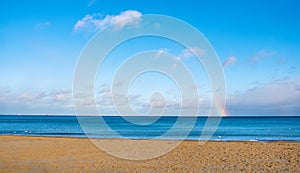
<box><xmin>1</xmin><ymin>76</ymin><xmax>299</xmax><ymax>115</ymax></box>
<box><xmin>0</xmin><ymin>89</ymin><xmax>73</xmax><ymax>115</ymax></box>
<box><xmin>73</xmin><ymin>10</ymin><xmax>142</xmax><ymax>35</ymax></box>
<box><xmin>226</xmin><ymin>76</ymin><xmax>300</xmax><ymax>115</ymax></box>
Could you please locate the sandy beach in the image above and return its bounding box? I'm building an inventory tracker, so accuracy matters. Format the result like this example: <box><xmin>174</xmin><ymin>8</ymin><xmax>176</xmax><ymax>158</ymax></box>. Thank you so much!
<box><xmin>0</xmin><ymin>136</ymin><xmax>299</xmax><ymax>172</ymax></box>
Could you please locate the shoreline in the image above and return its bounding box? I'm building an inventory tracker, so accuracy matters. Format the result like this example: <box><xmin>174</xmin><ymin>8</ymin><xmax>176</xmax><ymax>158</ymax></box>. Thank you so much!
<box><xmin>1</xmin><ymin>135</ymin><xmax>299</xmax><ymax>172</ymax></box>
<box><xmin>1</xmin><ymin>134</ymin><xmax>300</xmax><ymax>143</ymax></box>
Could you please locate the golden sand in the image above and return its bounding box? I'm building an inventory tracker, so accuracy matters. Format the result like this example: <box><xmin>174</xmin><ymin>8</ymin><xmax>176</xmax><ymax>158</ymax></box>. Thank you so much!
<box><xmin>0</xmin><ymin>136</ymin><xmax>299</xmax><ymax>172</ymax></box>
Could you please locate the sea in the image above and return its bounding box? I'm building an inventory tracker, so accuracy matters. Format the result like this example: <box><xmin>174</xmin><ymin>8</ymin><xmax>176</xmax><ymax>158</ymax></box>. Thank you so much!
<box><xmin>0</xmin><ymin>115</ymin><xmax>299</xmax><ymax>141</ymax></box>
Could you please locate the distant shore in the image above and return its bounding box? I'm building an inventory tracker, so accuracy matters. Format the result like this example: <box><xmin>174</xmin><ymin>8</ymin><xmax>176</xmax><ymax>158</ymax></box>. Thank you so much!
<box><xmin>1</xmin><ymin>136</ymin><xmax>299</xmax><ymax>172</ymax></box>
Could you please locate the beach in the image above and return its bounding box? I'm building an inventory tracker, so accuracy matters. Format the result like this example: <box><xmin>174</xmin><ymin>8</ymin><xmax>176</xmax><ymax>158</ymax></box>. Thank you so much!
<box><xmin>0</xmin><ymin>136</ymin><xmax>299</xmax><ymax>172</ymax></box>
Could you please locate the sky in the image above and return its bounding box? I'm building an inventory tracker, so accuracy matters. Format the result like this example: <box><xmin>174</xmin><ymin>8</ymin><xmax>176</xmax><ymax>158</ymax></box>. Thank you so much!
<box><xmin>0</xmin><ymin>0</ymin><xmax>300</xmax><ymax>115</ymax></box>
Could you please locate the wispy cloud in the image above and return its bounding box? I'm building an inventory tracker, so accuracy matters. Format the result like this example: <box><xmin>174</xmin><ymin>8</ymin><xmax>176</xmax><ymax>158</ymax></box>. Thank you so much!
<box><xmin>251</xmin><ymin>49</ymin><xmax>277</xmax><ymax>61</ymax></box>
<box><xmin>87</xmin><ymin>0</ymin><xmax>96</xmax><ymax>7</ymax></box>
<box><xmin>0</xmin><ymin>89</ymin><xmax>73</xmax><ymax>115</ymax></box>
<box><xmin>35</xmin><ymin>21</ymin><xmax>51</xmax><ymax>29</ymax></box>
<box><xmin>179</xmin><ymin>47</ymin><xmax>205</xmax><ymax>60</ymax></box>
<box><xmin>18</xmin><ymin>93</ymin><xmax>35</xmax><ymax>101</ymax></box>
<box><xmin>17</xmin><ymin>91</ymin><xmax>50</xmax><ymax>102</ymax></box>
<box><xmin>73</xmin><ymin>10</ymin><xmax>142</xmax><ymax>35</ymax></box>
<box><xmin>155</xmin><ymin>48</ymin><xmax>169</xmax><ymax>58</ymax></box>
<box><xmin>51</xmin><ymin>90</ymin><xmax>71</xmax><ymax>102</ymax></box>
<box><xmin>222</xmin><ymin>56</ymin><xmax>237</xmax><ymax>68</ymax></box>
<box><xmin>278</xmin><ymin>57</ymin><xmax>286</xmax><ymax>62</ymax></box>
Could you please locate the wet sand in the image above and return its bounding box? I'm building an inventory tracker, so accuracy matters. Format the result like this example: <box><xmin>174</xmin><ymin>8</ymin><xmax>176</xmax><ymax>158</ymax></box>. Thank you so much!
<box><xmin>0</xmin><ymin>136</ymin><xmax>299</xmax><ymax>172</ymax></box>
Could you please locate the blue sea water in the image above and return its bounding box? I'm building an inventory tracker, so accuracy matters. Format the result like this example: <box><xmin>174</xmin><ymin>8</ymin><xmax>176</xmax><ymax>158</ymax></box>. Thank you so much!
<box><xmin>0</xmin><ymin>115</ymin><xmax>299</xmax><ymax>141</ymax></box>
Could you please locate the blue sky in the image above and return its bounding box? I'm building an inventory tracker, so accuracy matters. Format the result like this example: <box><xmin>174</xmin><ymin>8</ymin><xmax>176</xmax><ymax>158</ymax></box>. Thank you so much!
<box><xmin>0</xmin><ymin>0</ymin><xmax>299</xmax><ymax>115</ymax></box>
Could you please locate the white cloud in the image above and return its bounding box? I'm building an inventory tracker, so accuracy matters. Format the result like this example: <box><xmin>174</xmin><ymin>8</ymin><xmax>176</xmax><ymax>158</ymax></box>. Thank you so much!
<box><xmin>18</xmin><ymin>92</ymin><xmax>48</xmax><ymax>101</ymax></box>
<box><xmin>73</xmin><ymin>10</ymin><xmax>142</xmax><ymax>34</ymax></box>
<box><xmin>53</xmin><ymin>93</ymin><xmax>66</xmax><ymax>101</ymax></box>
<box><xmin>18</xmin><ymin>92</ymin><xmax>35</xmax><ymax>101</ymax></box>
<box><xmin>226</xmin><ymin>76</ymin><xmax>300</xmax><ymax>115</ymax></box>
<box><xmin>0</xmin><ymin>89</ymin><xmax>74</xmax><ymax>115</ymax></box>
<box><xmin>251</xmin><ymin>49</ymin><xmax>277</xmax><ymax>61</ymax></box>
<box><xmin>52</xmin><ymin>90</ymin><xmax>72</xmax><ymax>102</ymax></box>
<box><xmin>178</xmin><ymin>47</ymin><xmax>205</xmax><ymax>60</ymax></box>
<box><xmin>97</xmin><ymin>87</ymin><xmax>111</xmax><ymax>94</ymax></box>
<box><xmin>155</xmin><ymin>48</ymin><xmax>168</xmax><ymax>58</ymax></box>
<box><xmin>222</xmin><ymin>56</ymin><xmax>237</xmax><ymax>68</ymax></box>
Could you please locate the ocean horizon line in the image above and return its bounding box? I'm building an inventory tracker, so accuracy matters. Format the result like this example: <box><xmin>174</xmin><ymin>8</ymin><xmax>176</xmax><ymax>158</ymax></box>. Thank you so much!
<box><xmin>1</xmin><ymin>114</ymin><xmax>300</xmax><ymax>117</ymax></box>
